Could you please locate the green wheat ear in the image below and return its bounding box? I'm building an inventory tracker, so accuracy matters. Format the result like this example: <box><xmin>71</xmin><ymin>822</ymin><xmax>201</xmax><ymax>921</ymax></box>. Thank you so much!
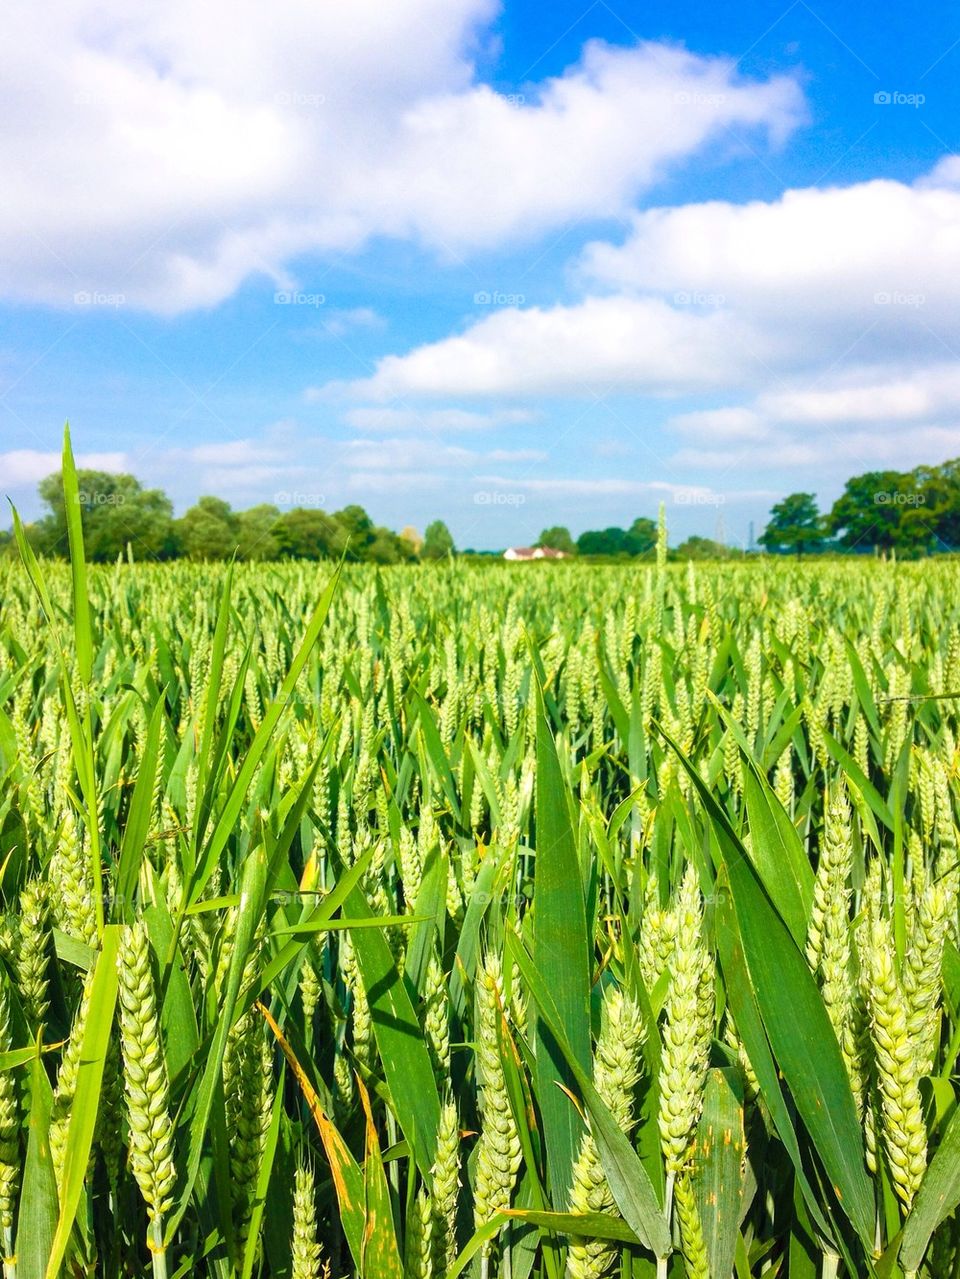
<box><xmin>117</xmin><ymin>921</ymin><xmax>176</xmax><ymax>1264</ymax></box>
<box><xmin>659</xmin><ymin>867</ymin><xmax>714</xmax><ymax>1178</ymax></box>
<box><xmin>0</xmin><ymin>982</ymin><xmax>20</xmax><ymax>1266</ymax></box>
<box><xmin>568</xmin><ymin>988</ymin><xmax>645</xmax><ymax>1279</ymax></box>
<box><xmin>473</xmin><ymin>952</ymin><xmax>522</xmax><ymax>1231</ymax></box>
<box><xmin>675</xmin><ymin>1173</ymin><xmax>710</xmax><ymax>1279</ymax></box>
<box><xmin>864</xmin><ymin>917</ymin><xmax>927</xmax><ymax>1210</ymax></box>
<box><xmin>291</xmin><ymin>1162</ymin><xmax>328</xmax><ymax>1279</ymax></box>
<box><xmin>430</xmin><ymin>1098</ymin><xmax>461</xmax><ymax>1278</ymax></box>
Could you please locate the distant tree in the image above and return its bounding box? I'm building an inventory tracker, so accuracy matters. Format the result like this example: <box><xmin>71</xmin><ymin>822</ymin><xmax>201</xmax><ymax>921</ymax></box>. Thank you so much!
<box><xmin>400</xmin><ymin>525</ymin><xmax>423</xmax><ymax>556</ymax></box>
<box><xmin>907</xmin><ymin>459</ymin><xmax>960</xmax><ymax>552</ymax></box>
<box><xmin>827</xmin><ymin>470</ymin><xmax>915</xmax><ymax>551</ymax></box>
<box><xmin>178</xmin><ymin>496</ymin><xmax>239</xmax><ymax>560</ymax></box>
<box><xmin>577</xmin><ymin>527</ymin><xmax>626</xmax><ymax>556</ymax></box>
<box><xmin>275</xmin><ymin>507</ymin><xmax>346</xmax><ymax>559</ymax></box>
<box><xmin>759</xmin><ymin>493</ymin><xmax>827</xmax><ymax>556</ymax></box>
<box><xmin>537</xmin><ymin>526</ymin><xmax>576</xmax><ymax>554</ymax></box>
<box><xmin>36</xmin><ymin>469</ymin><xmax>179</xmax><ymax>561</ymax></box>
<box><xmin>423</xmin><ymin>519</ymin><xmax>455</xmax><ymax>560</ymax></box>
<box><xmin>676</xmin><ymin>535</ymin><xmax>730</xmax><ymax>560</ymax></box>
<box><xmin>368</xmin><ymin>527</ymin><xmax>418</xmax><ymax>564</ymax></box>
<box><xmin>623</xmin><ymin>516</ymin><xmax>657</xmax><ymax>556</ymax></box>
<box><xmin>236</xmin><ymin>504</ymin><xmax>282</xmax><ymax>560</ymax></box>
<box><xmin>333</xmin><ymin>505</ymin><xmax>374</xmax><ymax>559</ymax></box>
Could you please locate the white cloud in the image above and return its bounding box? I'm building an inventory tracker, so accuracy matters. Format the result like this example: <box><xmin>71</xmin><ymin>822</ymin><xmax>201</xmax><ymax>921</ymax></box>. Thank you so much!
<box><xmin>341</xmin><ymin>406</ymin><xmax>539</xmax><ymax>431</ymax></box>
<box><xmin>294</xmin><ymin>308</ymin><xmax>385</xmax><ymax>340</ymax></box>
<box><xmin>0</xmin><ymin>3</ymin><xmax>803</xmax><ymax>312</ymax></box>
<box><xmin>345</xmin><ymin>295</ymin><xmax>773</xmax><ymax>400</ymax></box>
<box><xmin>486</xmin><ymin>448</ymin><xmax>546</xmax><ymax>462</ymax></box>
<box><xmin>473</xmin><ymin>474</ymin><xmax>750</xmax><ymax>501</ymax></box>
<box><xmin>342</xmin><ymin>436</ymin><xmax>546</xmax><ymax>471</ymax></box>
<box><xmin>336</xmin><ymin>166</ymin><xmax>960</xmax><ymax>487</ymax></box>
<box><xmin>1</xmin><ymin>448</ymin><xmax>128</xmax><ymax>488</ymax></box>
<box><xmin>755</xmin><ymin>366</ymin><xmax>960</xmax><ymax>426</ymax></box>
<box><xmin>667</xmin><ymin>364</ymin><xmax>960</xmax><ymax>474</ymax></box>
<box><xmin>580</xmin><ymin>176</ymin><xmax>960</xmax><ymax>334</ymax></box>
<box><xmin>186</xmin><ymin>440</ymin><xmax>285</xmax><ymax>466</ymax></box>
<box><xmin>673</xmin><ymin>426</ymin><xmax>960</xmax><ymax>474</ymax></box>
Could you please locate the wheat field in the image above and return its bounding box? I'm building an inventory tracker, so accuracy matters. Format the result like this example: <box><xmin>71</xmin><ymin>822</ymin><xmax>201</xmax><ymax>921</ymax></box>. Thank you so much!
<box><xmin>2</xmin><ymin>454</ymin><xmax>960</xmax><ymax>1278</ymax></box>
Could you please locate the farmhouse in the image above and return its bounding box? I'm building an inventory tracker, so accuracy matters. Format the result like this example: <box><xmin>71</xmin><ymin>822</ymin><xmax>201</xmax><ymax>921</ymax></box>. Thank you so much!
<box><xmin>503</xmin><ymin>546</ymin><xmax>568</xmax><ymax>560</ymax></box>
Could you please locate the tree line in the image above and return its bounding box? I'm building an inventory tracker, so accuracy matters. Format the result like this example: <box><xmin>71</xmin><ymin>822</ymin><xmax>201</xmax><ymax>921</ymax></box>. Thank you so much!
<box><xmin>0</xmin><ymin>470</ymin><xmax>456</xmax><ymax>563</ymax></box>
<box><xmin>760</xmin><ymin>458</ymin><xmax>960</xmax><ymax>555</ymax></box>
<box><xmin>2</xmin><ymin>458</ymin><xmax>957</xmax><ymax>562</ymax></box>
<box><xmin>0</xmin><ymin>469</ymin><xmax>724</xmax><ymax>563</ymax></box>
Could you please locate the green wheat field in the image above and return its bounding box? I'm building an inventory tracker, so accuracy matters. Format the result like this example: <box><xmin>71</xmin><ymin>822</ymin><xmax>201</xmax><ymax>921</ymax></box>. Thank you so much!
<box><xmin>2</xmin><ymin>442</ymin><xmax>960</xmax><ymax>1279</ymax></box>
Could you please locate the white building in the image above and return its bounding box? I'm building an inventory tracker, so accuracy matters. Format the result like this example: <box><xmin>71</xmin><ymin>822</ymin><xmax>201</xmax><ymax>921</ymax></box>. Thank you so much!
<box><xmin>503</xmin><ymin>546</ymin><xmax>567</xmax><ymax>561</ymax></box>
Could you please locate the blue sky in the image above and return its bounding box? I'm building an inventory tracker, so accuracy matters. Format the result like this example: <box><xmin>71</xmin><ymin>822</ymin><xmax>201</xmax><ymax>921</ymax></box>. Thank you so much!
<box><xmin>2</xmin><ymin>0</ymin><xmax>959</xmax><ymax>548</ymax></box>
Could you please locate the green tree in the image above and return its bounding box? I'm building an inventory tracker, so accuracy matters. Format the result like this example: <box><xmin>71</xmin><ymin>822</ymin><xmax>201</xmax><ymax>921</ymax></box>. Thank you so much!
<box><xmin>623</xmin><ymin>516</ymin><xmax>657</xmax><ymax>556</ymax></box>
<box><xmin>905</xmin><ymin>460</ymin><xmax>960</xmax><ymax>552</ymax></box>
<box><xmin>36</xmin><ymin>470</ymin><xmax>179</xmax><ymax>561</ymax></box>
<box><xmin>423</xmin><ymin>520</ymin><xmax>455</xmax><ymax>560</ymax></box>
<box><xmin>759</xmin><ymin>493</ymin><xmax>827</xmax><ymax>556</ymax></box>
<box><xmin>275</xmin><ymin>507</ymin><xmax>346</xmax><ymax>559</ymax></box>
<box><xmin>676</xmin><ymin>535</ymin><xmax>730</xmax><ymax>560</ymax></box>
<box><xmin>236</xmin><ymin>504</ymin><xmax>282</xmax><ymax>560</ymax></box>
<box><xmin>576</xmin><ymin>527</ymin><xmax>626</xmax><ymax>556</ymax></box>
<box><xmin>537</xmin><ymin>526</ymin><xmax>576</xmax><ymax>554</ymax></box>
<box><xmin>177</xmin><ymin>496</ymin><xmax>239</xmax><ymax>560</ymax></box>
<box><xmin>827</xmin><ymin>470</ymin><xmax>915</xmax><ymax>551</ymax></box>
<box><xmin>333</xmin><ymin>505</ymin><xmax>375</xmax><ymax>559</ymax></box>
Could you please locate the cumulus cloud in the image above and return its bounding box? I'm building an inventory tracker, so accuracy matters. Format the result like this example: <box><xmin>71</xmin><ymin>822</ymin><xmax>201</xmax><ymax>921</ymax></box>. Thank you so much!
<box><xmin>1</xmin><ymin>0</ymin><xmax>803</xmax><ymax>312</ymax></box>
<box><xmin>343</xmin><ymin>296</ymin><xmax>778</xmax><ymax>400</ymax></box>
<box><xmin>666</xmin><ymin>365</ymin><xmax>960</xmax><ymax>473</ymax></box>
<box><xmin>341</xmin><ymin>406</ymin><xmax>540</xmax><ymax>431</ymax></box>
<box><xmin>580</xmin><ymin>177</ymin><xmax>960</xmax><ymax>330</ymax></box>
<box><xmin>1</xmin><ymin>448</ymin><xmax>128</xmax><ymax>488</ymax></box>
<box><xmin>337</xmin><ymin>166</ymin><xmax>960</xmax><ymax>484</ymax></box>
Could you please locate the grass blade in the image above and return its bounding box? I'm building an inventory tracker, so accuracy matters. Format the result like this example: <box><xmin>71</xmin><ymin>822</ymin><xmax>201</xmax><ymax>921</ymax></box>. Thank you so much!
<box><xmin>531</xmin><ymin>669</ymin><xmax>591</xmax><ymax>1207</ymax></box>
<box><xmin>45</xmin><ymin>926</ymin><xmax>121</xmax><ymax>1279</ymax></box>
